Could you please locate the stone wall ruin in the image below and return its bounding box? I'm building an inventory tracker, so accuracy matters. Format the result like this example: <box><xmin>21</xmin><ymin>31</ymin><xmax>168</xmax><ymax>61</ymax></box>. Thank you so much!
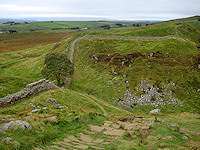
<box><xmin>0</xmin><ymin>79</ymin><xmax>60</xmax><ymax>107</ymax></box>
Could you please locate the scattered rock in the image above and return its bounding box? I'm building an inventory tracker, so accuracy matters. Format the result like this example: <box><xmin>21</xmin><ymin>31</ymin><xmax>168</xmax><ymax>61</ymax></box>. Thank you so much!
<box><xmin>0</xmin><ymin>129</ymin><xmax>6</xmax><ymax>134</ymax></box>
<box><xmin>149</xmin><ymin>109</ymin><xmax>161</xmax><ymax>114</ymax></box>
<box><xmin>44</xmin><ymin>116</ymin><xmax>57</xmax><ymax>122</ymax></box>
<box><xmin>1</xmin><ymin>137</ymin><xmax>20</xmax><ymax>148</ymax></box>
<box><xmin>147</xmin><ymin>135</ymin><xmax>160</xmax><ymax>139</ymax></box>
<box><xmin>0</xmin><ymin>86</ymin><xmax>6</xmax><ymax>89</ymax></box>
<box><xmin>182</xmin><ymin>135</ymin><xmax>189</xmax><ymax>140</ymax></box>
<box><xmin>112</xmin><ymin>69</ymin><xmax>118</xmax><ymax>75</ymax></box>
<box><xmin>23</xmin><ymin>116</ymin><xmax>35</xmax><ymax>119</ymax></box>
<box><xmin>12</xmin><ymin>141</ymin><xmax>20</xmax><ymax>148</ymax></box>
<box><xmin>170</xmin><ymin>124</ymin><xmax>179</xmax><ymax>131</ymax></box>
<box><xmin>53</xmin><ymin>104</ymin><xmax>63</xmax><ymax>109</ymax></box>
<box><xmin>42</xmin><ymin>107</ymin><xmax>49</xmax><ymax>110</ymax></box>
<box><xmin>31</xmin><ymin>109</ymin><xmax>41</xmax><ymax>113</ymax></box>
<box><xmin>162</xmin><ymin>136</ymin><xmax>173</xmax><ymax>140</ymax></box>
<box><xmin>179</xmin><ymin>127</ymin><xmax>191</xmax><ymax>133</ymax></box>
<box><xmin>45</xmin><ymin>98</ymin><xmax>57</xmax><ymax>104</ymax></box>
<box><xmin>2</xmin><ymin>137</ymin><xmax>13</xmax><ymax>143</ymax></box>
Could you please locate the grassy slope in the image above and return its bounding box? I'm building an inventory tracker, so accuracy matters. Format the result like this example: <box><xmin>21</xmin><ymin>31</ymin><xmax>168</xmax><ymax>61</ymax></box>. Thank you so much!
<box><xmin>71</xmin><ymin>37</ymin><xmax>200</xmax><ymax>113</ymax></box>
<box><xmin>0</xmin><ymin>88</ymin><xmax>129</xmax><ymax>150</ymax></box>
<box><xmin>0</xmin><ymin>17</ymin><xmax>200</xmax><ymax>149</ymax></box>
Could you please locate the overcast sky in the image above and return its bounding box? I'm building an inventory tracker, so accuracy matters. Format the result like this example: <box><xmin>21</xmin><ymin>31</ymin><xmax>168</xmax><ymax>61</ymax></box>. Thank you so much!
<box><xmin>0</xmin><ymin>0</ymin><xmax>200</xmax><ymax>20</ymax></box>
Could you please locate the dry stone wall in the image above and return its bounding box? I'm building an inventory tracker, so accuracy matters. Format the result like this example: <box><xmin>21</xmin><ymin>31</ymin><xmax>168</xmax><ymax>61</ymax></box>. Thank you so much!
<box><xmin>0</xmin><ymin>79</ymin><xmax>59</xmax><ymax>107</ymax></box>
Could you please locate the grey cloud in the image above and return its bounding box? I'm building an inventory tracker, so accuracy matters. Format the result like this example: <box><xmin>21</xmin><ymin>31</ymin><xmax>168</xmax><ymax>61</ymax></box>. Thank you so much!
<box><xmin>0</xmin><ymin>0</ymin><xmax>199</xmax><ymax>20</ymax></box>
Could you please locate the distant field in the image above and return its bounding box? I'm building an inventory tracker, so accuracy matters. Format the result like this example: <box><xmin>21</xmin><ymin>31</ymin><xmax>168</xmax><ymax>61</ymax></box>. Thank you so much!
<box><xmin>0</xmin><ymin>21</ymin><xmax>135</xmax><ymax>33</ymax></box>
<box><xmin>0</xmin><ymin>21</ymin><xmax>148</xmax><ymax>53</ymax></box>
<box><xmin>0</xmin><ymin>31</ymin><xmax>81</xmax><ymax>53</ymax></box>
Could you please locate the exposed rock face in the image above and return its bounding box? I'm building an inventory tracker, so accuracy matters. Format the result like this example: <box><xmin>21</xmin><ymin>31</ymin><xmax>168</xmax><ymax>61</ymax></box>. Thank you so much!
<box><xmin>0</xmin><ymin>79</ymin><xmax>60</xmax><ymax>107</ymax></box>
<box><xmin>118</xmin><ymin>80</ymin><xmax>183</xmax><ymax>110</ymax></box>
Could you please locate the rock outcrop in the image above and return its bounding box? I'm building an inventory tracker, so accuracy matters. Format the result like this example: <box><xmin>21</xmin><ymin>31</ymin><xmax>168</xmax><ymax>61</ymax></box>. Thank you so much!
<box><xmin>118</xmin><ymin>80</ymin><xmax>183</xmax><ymax>110</ymax></box>
<box><xmin>0</xmin><ymin>119</ymin><xmax>32</xmax><ymax>132</ymax></box>
<box><xmin>0</xmin><ymin>79</ymin><xmax>59</xmax><ymax>107</ymax></box>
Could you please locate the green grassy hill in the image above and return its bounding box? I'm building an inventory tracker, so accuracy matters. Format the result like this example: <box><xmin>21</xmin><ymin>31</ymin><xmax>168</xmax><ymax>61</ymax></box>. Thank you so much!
<box><xmin>0</xmin><ymin>16</ymin><xmax>200</xmax><ymax>149</ymax></box>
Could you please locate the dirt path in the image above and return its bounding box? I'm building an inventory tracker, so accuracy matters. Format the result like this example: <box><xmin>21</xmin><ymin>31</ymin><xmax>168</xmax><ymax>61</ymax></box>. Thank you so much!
<box><xmin>175</xmin><ymin>24</ymin><xmax>182</xmax><ymax>37</ymax></box>
<box><xmin>79</xmin><ymin>93</ymin><xmax>108</xmax><ymax>116</ymax></box>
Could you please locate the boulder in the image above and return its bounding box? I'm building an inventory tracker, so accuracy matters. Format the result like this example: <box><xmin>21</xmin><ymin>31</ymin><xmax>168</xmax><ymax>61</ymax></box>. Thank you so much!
<box><xmin>149</xmin><ymin>109</ymin><xmax>161</xmax><ymax>114</ymax></box>
<box><xmin>0</xmin><ymin>120</ymin><xmax>32</xmax><ymax>131</ymax></box>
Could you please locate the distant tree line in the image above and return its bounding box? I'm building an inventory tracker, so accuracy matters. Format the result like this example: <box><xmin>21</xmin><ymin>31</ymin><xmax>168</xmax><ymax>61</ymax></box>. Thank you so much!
<box><xmin>9</xmin><ymin>30</ymin><xmax>17</xmax><ymax>33</ymax></box>
<box><xmin>3</xmin><ymin>21</ymin><xmax>28</xmax><ymax>25</ymax></box>
<box><xmin>99</xmin><ymin>25</ymin><xmax>110</xmax><ymax>29</ymax></box>
<box><xmin>51</xmin><ymin>27</ymin><xmax>81</xmax><ymax>30</ymax></box>
<box><xmin>133</xmin><ymin>23</ymin><xmax>152</xmax><ymax>27</ymax></box>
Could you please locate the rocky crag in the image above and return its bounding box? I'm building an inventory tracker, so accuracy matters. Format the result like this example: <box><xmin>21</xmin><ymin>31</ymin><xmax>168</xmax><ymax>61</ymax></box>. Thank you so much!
<box><xmin>118</xmin><ymin>80</ymin><xmax>183</xmax><ymax>110</ymax></box>
<box><xmin>0</xmin><ymin>79</ymin><xmax>59</xmax><ymax>107</ymax></box>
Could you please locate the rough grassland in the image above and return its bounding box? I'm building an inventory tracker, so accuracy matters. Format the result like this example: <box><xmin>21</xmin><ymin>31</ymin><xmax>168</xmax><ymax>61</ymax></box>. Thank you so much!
<box><xmin>0</xmin><ymin>32</ymin><xmax>80</xmax><ymax>53</ymax></box>
<box><xmin>0</xmin><ymin>18</ymin><xmax>200</xmax><ymax>149</ymax></box>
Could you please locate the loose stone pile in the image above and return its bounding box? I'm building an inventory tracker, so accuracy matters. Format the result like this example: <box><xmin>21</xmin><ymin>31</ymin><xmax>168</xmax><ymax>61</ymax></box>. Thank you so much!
<box><xmin>118</xmin><ymin>80</ymin><xmax>183</xmax><ymax>110</ymax></box>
